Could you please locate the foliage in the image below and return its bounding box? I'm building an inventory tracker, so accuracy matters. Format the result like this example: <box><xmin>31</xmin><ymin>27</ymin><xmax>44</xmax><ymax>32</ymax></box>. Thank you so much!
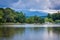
<box><xmin>47</xmin><ymin>12</ymin><xmax>60</xmax><ymax>23</ymax></box>
<box><xmin>47</xmin><ymin>13</ymin><xmax>52</xmax><ymax>18</ymax></box>
<box><xmin>45</xmin><ymin>18</ymin><xmax>54</xmax><ymax>23</ymax></box>
<box><xmin>0</xmin><ymin>8</ymin><xmax>44</xmax><ymax>24</ymax></box>
<box><xmin>55</xmin><ymin>20</ymin><xmax>60</xmax><ymax>23</ymax></box>
<box><xmin>51</xmin><ymin>13</ymin><xmax>60</xmax><ymax>21</ymax></box>
<box><xmin>26</xmin><ymin>15</ymin><xmax>44</xmax><ymax>23</ymax></box>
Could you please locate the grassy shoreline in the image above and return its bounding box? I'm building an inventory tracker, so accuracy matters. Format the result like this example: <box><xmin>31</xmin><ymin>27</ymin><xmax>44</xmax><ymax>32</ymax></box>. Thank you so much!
<box><xmin>0</xmin><ymin>23</ymin><xmax>43</xmax><ymax>25</ymax></box>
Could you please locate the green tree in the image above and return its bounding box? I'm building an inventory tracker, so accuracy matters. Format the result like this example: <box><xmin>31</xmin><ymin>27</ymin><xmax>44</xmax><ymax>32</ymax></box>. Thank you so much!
<box><xmin>26</xmin><ymin>15</ymin><xmax>44</xmax><ymax>23</ymax></box>
<box><xmin>3</xmin><ymin>8</ymin><xmax>16</xmax><ymax>23</ymax></box>
<box><xmin>47</xmin><ymin>13</ymin><xmax>51</xmax><ymax>18</ymax></box>
<box><xmin>15</xmin><ymin>12</ymin><xmax>26</xmax><ymax>23</ymax></box>
<box><xmin>51</xmin><ymin>12</ymin><xmax>60</xmax><ymax>21</ymax></box>
<box><xmin>0</xmin><ymin>8</ymin><xmax>4</xmax><ymax>23</ymax></box>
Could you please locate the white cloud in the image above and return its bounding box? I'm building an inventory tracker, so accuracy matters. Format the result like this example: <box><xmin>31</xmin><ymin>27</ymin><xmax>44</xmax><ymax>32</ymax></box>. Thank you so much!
<box><xmin>11</xmin><ymin>0</ymin><xmax>51</xmax><ymax>10</ymax></box>
<box><xmin>42</xmin><ymin>10</ymin><xmax>59</xmax><ymax>14</ymax></box>
<box><xmin>29</xmin><ymin>9</ymin><xmax>59</xmax><ymax>14</ymax></box>
<box><xmin>11</xmin><ymin>0</ymin><xmax>26</xmax><ymax>9</ymax></box>
<box><xmin>49</xmin><ymin>0</ymin><xmax>60</xmax><ymax>9</ymax></box>
<box><xmin>10</xmin><ymin>0</ymin><xmax>60</xmax><ymax>13</ymax></box>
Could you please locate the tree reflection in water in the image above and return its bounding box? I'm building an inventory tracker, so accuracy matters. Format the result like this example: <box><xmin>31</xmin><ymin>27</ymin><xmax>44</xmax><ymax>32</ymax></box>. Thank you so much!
<box><xmin>0</xmin><ymin>27</ymin><xmax>60</xmax><ymax>40</ymax></box>
<box><xmin>48</xmin><ymin>27</ymin><xmax>60</xmax><ymax>33</ymax></box>
<box><xmin>0</xmin><ymin>27</ymin><xmax>25</xmax><ymax>38</ymax></box>
<box><xmin>48</xmin><ymin>27</ymin><xmax>60</xmax><ymax>40</ymax></box>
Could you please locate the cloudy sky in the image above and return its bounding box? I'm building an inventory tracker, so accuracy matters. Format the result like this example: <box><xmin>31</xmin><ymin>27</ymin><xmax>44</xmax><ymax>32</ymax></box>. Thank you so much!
<box><xmin>0</xmin><ymin>0</ymin><xmax>60</xmax><ymax>13</ymax></box>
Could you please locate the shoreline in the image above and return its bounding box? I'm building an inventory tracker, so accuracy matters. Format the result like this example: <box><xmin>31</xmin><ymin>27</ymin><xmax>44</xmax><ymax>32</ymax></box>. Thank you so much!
<box><xmin>0</xmin><ymin>23</ymin><xmax>60</xmax><ymax>27</ymax></box>
<box><xmin>0</xmin><ymin>22</ymin><xmax>59</xmax><ymax>25</ymax></box>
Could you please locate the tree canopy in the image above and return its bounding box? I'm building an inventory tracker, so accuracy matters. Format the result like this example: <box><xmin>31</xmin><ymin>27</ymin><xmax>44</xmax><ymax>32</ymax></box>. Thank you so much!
<box><xmin>0</xmin><ymin>8</ymin><xmax>44</xmax><ymax>24</ymax></box>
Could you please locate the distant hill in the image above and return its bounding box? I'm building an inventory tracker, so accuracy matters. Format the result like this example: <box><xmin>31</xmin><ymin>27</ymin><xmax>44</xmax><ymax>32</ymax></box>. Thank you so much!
<box><xmin>23</xmin><ymin>11</ymin><xmax>48</xmax><ymax>17</ymax></box>
<box><xmin>26</xmin><ymin>16</ymin><xmax>47</xmax><ymax>18</ymax></box>
<box><xmin>22</xmin><ymin>11</ymin><xmax>48</xmax><ymax>18</ymax></box>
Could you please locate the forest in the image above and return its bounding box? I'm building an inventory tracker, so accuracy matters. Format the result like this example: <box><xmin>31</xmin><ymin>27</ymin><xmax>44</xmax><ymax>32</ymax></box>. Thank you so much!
<box><xmin>0</xmin><ymin>8</ymin><xmax>60</xmax><ymax>24</ymax></box>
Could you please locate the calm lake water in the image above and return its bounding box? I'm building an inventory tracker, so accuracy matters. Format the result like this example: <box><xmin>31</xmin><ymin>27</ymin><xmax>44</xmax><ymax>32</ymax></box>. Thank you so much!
<box><xmin>0</xmin><ymin>26</ymin><xmax>60</xmax><ymax>40</ymax></box>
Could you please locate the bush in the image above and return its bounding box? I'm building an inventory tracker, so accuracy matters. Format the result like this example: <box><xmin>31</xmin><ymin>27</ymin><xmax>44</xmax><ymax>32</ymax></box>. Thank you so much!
<box><xmin>55</xmin><ymin>20</ymin><xmax>60</xmax><ymax>23</ymax></box>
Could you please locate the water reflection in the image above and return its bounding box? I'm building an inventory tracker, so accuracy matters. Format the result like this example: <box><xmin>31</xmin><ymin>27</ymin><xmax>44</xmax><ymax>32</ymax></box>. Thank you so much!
<box><xmin>0</xmin><ymin>27</ymin><xmax>60</xmax><ymax>40</ymax></box>
<box><xmin>48</xmin><ymin>27</ymin><xmax>60</xmax><ymax>40</ymax></box>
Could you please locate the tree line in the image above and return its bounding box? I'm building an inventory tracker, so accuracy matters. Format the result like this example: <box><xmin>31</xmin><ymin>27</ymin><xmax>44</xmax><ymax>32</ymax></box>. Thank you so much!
<box><xmin>0</xmin><ymin>8</ymin><xmax>44</xmax><ymax>24</ymax></box>
<box><xmin>47</xmin><ymin>12</ymin><xmax>60</xmax><ymax>23</ymax></box>
<box><xmin>0</xmin><ymin>8</ymin><xmax>60</xmax><ymax>24</ymax></box>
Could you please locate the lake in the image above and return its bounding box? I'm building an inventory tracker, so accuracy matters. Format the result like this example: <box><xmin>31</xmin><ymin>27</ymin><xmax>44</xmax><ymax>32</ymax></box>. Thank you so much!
<box><xmin>0</xmin><ymin>25</ymin><xmax>60</xmax><ymax>40</ymax></box>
